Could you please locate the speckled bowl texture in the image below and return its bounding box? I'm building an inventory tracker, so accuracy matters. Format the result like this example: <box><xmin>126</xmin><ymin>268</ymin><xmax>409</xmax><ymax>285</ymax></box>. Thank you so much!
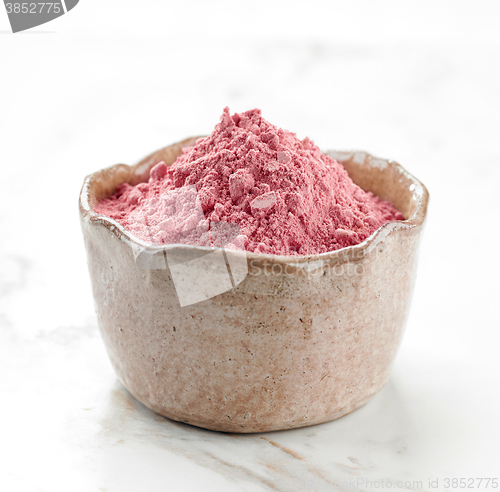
<box><xmin>79</xmin><ymin>137</ymin><xmax>428</xmax><ymax>433</ymax></box>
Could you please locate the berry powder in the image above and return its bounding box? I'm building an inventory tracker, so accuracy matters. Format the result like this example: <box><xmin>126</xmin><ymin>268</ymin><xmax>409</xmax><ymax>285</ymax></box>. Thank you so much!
<box><xmin>95</xmin><ymin>107</ymin><xmax>403</xmax><ymax>256</ymax></box>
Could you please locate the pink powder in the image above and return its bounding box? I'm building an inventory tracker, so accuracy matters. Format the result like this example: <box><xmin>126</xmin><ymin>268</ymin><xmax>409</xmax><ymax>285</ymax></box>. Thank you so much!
<box><xmin>95</xmin><ymin>107</ymin><xmax>403</xmax><ymax>256</ymax></box>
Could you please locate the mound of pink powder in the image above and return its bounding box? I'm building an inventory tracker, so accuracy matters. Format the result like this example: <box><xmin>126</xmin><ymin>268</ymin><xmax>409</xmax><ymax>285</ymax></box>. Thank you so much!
<box><xmin>95</xmin><ymin>107</ymin><xmax>403</xmax><ymax>256</ymax></box>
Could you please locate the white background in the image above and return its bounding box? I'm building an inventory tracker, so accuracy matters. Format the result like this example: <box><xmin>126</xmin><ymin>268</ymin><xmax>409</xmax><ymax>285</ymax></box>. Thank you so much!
<box><xmin>0</xmin><ymin>1</ymin><xmax>499</xmax><ymax>491</ymax></box>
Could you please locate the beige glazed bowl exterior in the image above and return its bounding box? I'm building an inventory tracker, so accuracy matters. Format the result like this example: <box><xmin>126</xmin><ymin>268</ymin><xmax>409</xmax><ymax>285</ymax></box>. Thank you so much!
<box><xmin>79</xmin><ymin>137</ymin><xmax>429</xmax><ymax>433</ymax></box>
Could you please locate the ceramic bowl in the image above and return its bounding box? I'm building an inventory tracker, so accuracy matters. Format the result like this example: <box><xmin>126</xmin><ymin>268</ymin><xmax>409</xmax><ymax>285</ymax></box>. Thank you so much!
<box><xmin>79</xmin><ymin>137</ymin><xmax>428</xmax><ymax>433</ymax></box>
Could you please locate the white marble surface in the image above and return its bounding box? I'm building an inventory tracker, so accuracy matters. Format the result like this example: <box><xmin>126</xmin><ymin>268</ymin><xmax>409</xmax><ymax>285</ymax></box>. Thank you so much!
<box><xmin>1</xmin><ymin>1</ymin><xmax>499</xmax><ymax>491</ymax></box>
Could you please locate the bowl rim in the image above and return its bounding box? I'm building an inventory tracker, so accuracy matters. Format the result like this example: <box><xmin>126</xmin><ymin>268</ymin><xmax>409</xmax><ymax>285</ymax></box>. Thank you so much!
<box><xmin>79</xmin><ymin>137</ymin><xmax>429</xmax><ymax>267</ymax></box>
